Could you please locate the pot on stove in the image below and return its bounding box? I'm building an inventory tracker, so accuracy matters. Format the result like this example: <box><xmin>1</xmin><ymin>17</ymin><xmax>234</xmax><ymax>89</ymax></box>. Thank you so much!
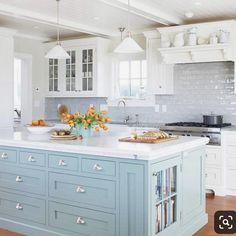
<box><xmin>203</xmin><ymin>113</ymin><xmax>223</xmax><ymax>126</ymax></box>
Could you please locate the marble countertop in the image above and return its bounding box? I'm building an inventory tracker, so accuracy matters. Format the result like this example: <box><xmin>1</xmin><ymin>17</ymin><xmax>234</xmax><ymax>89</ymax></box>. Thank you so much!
<box><xmin>0</xmin><ymin>128</ymin><xmax>209</xmax><ymax>160</ymax></box>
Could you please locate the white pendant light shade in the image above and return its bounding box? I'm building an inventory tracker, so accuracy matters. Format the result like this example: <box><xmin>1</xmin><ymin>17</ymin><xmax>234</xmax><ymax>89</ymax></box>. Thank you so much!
<box><xmin>114</xmin><ymin>35</ymin><xmax>143</xmax><ymax>53</ymax></box>
<box><xmin>45</xmin><ymin>44</ymin><xmax>70</xmax><ymax>59</ymax></box>
<box><xmin>45</xmin><ymin>0</ymin><xmax>70</xmax><ymax>59</ymax></box>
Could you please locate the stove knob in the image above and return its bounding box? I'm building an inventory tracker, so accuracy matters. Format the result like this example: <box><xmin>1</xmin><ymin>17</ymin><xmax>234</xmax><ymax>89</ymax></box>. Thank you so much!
<box><xmin>182</xmin><ymin>134</ymin><xmax>185</xmax><ymax>136</ymax></box>
<box><xmin>187</xmin><ymin>134</ymin><xmax>191</xmax><ymax>136</ymax></box>
<box><xmin>201</xmin><ymin>135</ymin><xmax>205</xmax><ymax>137</ymax></box>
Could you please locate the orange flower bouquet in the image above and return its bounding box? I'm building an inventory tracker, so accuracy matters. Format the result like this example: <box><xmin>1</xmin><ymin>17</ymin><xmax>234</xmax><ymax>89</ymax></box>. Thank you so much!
<box><xmin>62</xmin><ymin>106</ymin><xmax>111</xmax><ymax>137</ymax></box>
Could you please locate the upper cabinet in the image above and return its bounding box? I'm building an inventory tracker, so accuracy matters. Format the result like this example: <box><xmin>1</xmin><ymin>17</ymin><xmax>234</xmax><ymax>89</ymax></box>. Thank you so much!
<box><xmin>44</xmin><ymin>37</ymin><xmax>111</xmax><ymax>97</ymax></box>
<box><xmin>144</xmin><ymin>31</ymin><xmax>174</xmax><ymax>95</ymax></box>
<box><xmin>157</xmin><ymin>20</ymin><xmax>236</xmax><ymax>64</ymax></box>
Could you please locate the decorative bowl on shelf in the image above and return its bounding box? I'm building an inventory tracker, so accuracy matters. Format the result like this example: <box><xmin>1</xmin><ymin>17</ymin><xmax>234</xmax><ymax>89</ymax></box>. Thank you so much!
<box><xmin>26</xmin><ymin>125</ymin><xmax>55</xmax><ymax>134</ymax></box>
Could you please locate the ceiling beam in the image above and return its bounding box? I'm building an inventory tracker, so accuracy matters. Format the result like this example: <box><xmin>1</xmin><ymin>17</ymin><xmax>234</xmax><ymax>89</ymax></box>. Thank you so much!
<box><xmin>0</xmin><ymin>3</ymin><xmax>111</xmax><ymax>38</ymax></box>
<box><xmin>99</xmin><ymin>0</ymin><xmax>182</xmax><ymax>25</ymax></box>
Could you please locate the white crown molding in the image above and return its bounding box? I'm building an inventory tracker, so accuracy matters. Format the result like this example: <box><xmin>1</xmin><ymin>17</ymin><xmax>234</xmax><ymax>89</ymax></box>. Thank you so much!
<box><xmin>0</xmin><ymin>27</ymin><xmax>17</xmax><ymax>37</ymax></box>
<box><xmin>0</xmin><ymin>3</ymin><xmax>111</xmax><ymax>37</ymax></box>
<box><xmin>99</xmin><ymin>0</ymin><xmax>182</xmax><ymax>25</ymax></box>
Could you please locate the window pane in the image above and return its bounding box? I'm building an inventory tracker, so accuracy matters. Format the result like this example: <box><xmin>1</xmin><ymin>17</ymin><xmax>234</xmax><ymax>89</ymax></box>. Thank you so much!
<box><xmin>142</xmin><ymin>60</ymin><xmax>147</xmax><ymax>78</ymax></box>
<box><xmin>54</xmin><ymin>66</ymin><xmax>58</xmax><ymax>78</ymax></box>
<box><xmin>54</xmin><ymin>79</ymin><xmax>58</xmax><ymax>91</ymax></box>
<box><xmin>119</xmin><ymin>61</ymin><xmax>129</xmax><ymax>79</ymax></box>
<box><xmin>49</xmin><ymin>79</ymin><xmax>53</xmax><ymax>91</ymax></box>
<box><xmin>49</xmin><ymin>59</ymin><xmax>53</xmax><ymax>65</ymax></box>
<box><xmin>120</xmin><ymin>80</ymin><xmax>130</xmax><ymax>97</ymax></box>
<box><xmin>71</xmin><ymin>78</ymin><xmax>76</xmax><ymax>91</ymax></box>
<box><xmin>131</xmin><ymin>60</ymin><xmax>141</xmax><ymax>78</ymax></box>
<box><xmin>83</xmin><ymin>78</ymin><xmax>87</xmax><ymax>91</ymax></box>
<box><xmin>88</xmin><ymin>78</ymin><xmax>93</xmax><ymax>91</ymax></box>
<box><xmin>131</xmin><ymin>79</ymin><xmax>140</xmax><ymax>98</ymax></box>
<box><xmin>71</xmin><ymin>51</ymin><xmax>76</xmax><ymax>64</ymax></box>
<box><xmin>49</xmin><ymin>66</ymin><xmax>53</xmax><ymax>78</ymax></box>
<box><xmin>66</xmin><ymin>79</ymin><xmax>70</xmax><ymax>91</ymax></box>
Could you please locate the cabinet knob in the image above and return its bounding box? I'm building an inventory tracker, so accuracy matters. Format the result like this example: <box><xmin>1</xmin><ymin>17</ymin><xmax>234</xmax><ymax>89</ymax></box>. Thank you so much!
<box><xmin>93</xmin><ymin>164</ymin><xmax>103</xmax><ymax>171</ymax></box>
<box><xmin>16</xmin><ymin>176</ymin><xmax>23</xmax><ymax>182</ymax></box>
<box><xmin>1</xmin><ymin>153</ymin><xmax>8</xmax><ymax>159</ymax></box>
<box><xmin>159</xmin><ymin>85</ymin><xmax>162</xmax><ymax>89</ymax></box>
<box><xmin>28</xmin><ymin>155</ymin><xmax>36</xmax><ymax>162</ymax></box>
<box><xmin>58</xmin><ymin>160</ymin><xmax>67</xmax><ymax>166</ymax></box>
<box><xmin>16</xmin><ymin>203</ymin><xmax>23</xmax><ymax>210</ymax></box>
<box><xmin>205</xmin><ymin>173</ymin><xmax>208</xmax><ymax>178</ymax></box>
<box><xmin>76</xmin><ymin>186</ymin><xmax>86</xmax><ymax>193</ymax></box>
<box><xmin>76</xmin><ymin>217</ymin><xmax>86</xmax><ymax>224</ymax></box>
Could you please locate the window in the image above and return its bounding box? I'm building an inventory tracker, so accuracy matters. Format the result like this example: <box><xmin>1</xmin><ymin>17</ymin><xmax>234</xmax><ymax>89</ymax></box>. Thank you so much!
<box><xmin>119</xmin><ymin>59</ymin><xmax>147</xmax><ymax>99</ymax></box>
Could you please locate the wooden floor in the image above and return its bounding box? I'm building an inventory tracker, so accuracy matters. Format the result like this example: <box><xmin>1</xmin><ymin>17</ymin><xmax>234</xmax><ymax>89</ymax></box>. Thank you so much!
<box><xmin>0</xmin><ymin>195</ymin><xmax>235</xmax><ymax>236</ymax></box>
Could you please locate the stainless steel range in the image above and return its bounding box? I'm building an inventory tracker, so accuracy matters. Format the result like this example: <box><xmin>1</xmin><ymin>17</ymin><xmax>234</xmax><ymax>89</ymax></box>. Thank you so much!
<box><xmin>160</xmin><ymin>122</ymin><xmax>231</xmax><ymax>146</ymax></box>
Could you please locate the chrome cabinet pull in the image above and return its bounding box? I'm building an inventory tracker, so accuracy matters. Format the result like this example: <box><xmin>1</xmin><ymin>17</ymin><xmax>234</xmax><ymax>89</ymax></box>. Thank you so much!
<box><xmin>76</xmin><ymin>217</ymin><xmax>85</xmax><ymax>224</ymax></box>
<box><xmin>76</xmin><ymin>186</ymin><xmax>86</xmax><ymax>193</ymax></box>
<box><xmin>28</xmin><ymin>155</ymin><xmax>36</xmax><ymax>162</ymax></box>
<box><xmin>16</xmin><ymin>203</ymin><xmax>23</xmax><ymax>210</ymax></box>
<box><xmin>16</xmin><ymin>176</ymin><xmax>23</xmax><ymax>182</ymax></box>
<box><xmin>93</xmin><ymin>164</ymin><xmax>103</xmax><ymax>171</ymax></box>
<box><xmin>58</xmin><ymin>160</ymin><xmax>67</xmax><ymax>166</ymax></box>
<box><xmin>1</xmin><ymin>153</ymin><xmax>8</xmax><ymax>159</ymax></box>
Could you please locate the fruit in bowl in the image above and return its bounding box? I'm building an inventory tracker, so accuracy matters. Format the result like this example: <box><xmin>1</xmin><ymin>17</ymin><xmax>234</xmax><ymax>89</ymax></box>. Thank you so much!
<box><xmin>26</xmin><ymin>120</ymin><xmax>54</xmax><ymax>134</ymax></box>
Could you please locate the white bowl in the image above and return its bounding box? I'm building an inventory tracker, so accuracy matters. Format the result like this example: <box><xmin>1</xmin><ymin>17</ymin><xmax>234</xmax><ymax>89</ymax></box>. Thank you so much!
<box><xmin>26</xmin><ymin>125</ymin><xmax>54</xmax><ymax>134</ymax></box>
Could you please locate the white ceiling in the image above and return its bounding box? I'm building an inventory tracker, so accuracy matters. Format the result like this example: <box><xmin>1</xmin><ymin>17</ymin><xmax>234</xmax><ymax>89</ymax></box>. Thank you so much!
<box><xmin>0</xmin><ymin>0</ymin><xmax>235</xmax><ymax>41</ymax></box>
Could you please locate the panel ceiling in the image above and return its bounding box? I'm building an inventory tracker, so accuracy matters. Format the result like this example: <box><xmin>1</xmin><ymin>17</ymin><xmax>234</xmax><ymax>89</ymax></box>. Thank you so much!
<box><xmin>0</xmin><ymin>0</ymin><xmax>159</xmax><ymax>39</ymax></box>
<box><xmin>139</xmin><ymin>0</ymin><xmax>236</xmax><ymax>23</ymax></box>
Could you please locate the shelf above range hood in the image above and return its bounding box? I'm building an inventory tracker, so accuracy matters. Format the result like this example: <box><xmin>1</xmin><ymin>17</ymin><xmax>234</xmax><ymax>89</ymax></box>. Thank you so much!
<box><xmin>157</xmin><ymin>20</ymin><xmax>236</xmax><ymax>65</ymax></box>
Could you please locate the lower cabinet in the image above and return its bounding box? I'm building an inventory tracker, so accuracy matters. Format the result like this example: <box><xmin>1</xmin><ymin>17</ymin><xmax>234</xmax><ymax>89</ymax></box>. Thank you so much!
<box><xmin>49</xmin><ymin>201</ymin><xmax>115</xmax><ymax>236</ymax></box>
<box><xmin>0</xmin><ymin>146</ymin><xmax>207</xmax><ymax>236</ymax></box>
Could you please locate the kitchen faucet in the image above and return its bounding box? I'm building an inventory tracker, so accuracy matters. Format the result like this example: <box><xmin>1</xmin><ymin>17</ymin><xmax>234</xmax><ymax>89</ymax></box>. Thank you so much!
<box><xmin>14</xmin><ymin>108</ymin><xmax>21</xmax><ymax>119</ymax></box>
<box><xmin>117</xmin><ymin>99</ymin><xmax>130</xmax><ymax>124</ymax></box>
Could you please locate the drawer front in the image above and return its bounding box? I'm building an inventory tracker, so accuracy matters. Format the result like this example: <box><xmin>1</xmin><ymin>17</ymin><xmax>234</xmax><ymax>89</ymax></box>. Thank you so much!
<box><xmin>49</xmin><ymin>201</ymin><xmax>115</xmax><ymax>236</ymax></box>
<box><xmin>206</xmin><ymin>149</ymin><xmax>221</xmax><ymax>166</ymax></box>
<box><xmin>226</xmin><ymin>134</ymin><xmax>236</xmax><ymax>146</ymax></box>
<box><xmin>205</xmin><ymin>167</ymin><xmax>222</xmax><ymax>186</ymax></box>
<box><xmin>0</xmin><ymin>148</ymin><xmax>17</xmax><ymax>163</ymax></box>
<box><xmin>227</xmin><ymin>169</ymin><xmax>236</xmax><ymax>189</ymax></box>
<box><xmin>0</xmin><ymin>165</ymin><xmax>45</xmax><ymax>195</ymax></box>
<box><xmin>81</xmin><ymin>158</ymin><xmax>116</xmax><ymax>176</ymax></box>
<box><xmin>0</xmin><ymin>191</ymin><xmax>45</xmax><ymax>224</ymax></box>
<box><xmin>49</xmin><ymin>154</ymin><xmax>78</xmax><ymax>171</ymax></box>
<box><xmin>19</xmin><ymin>151</ymin><xmax>46</xmax><ymax>167</ymax></box>
<box><xmin>49</xmin><ymin>173</ymin><xmax>115</xmax><ymax>209</ymax></box>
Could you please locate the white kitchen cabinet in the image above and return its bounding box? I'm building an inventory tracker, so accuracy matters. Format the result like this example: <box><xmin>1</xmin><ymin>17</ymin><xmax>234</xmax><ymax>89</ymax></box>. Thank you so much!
<box><xmin>205</xmin><ymin>146</ymin><xmax>225</xmax><ymax>196</ymax></box>
<box><xmin>143</xmin><ymin>31</ymin><xmax>174</xmax><ymax>95</ymax></box>
<box><xmin>44</xmin><ymin>37</ymin><xmax>111</xmax><ymax>97</ymax></box>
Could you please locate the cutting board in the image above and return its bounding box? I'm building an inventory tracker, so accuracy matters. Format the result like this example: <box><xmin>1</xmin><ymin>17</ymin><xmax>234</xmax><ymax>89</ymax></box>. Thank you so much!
<box><xmin>119</xmin><ymin>136</ymin><xmax>178</xmax><ymax>144</ymax></box>
<box><xmin>51</xmin><ymin>134</ymin><xmax>77</xmax><ymax>140</ymax></box>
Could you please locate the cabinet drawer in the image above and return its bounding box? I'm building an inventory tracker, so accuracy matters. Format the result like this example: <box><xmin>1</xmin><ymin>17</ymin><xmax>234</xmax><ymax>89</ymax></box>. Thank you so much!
<box><xmin>19</xmin><ymin>151</ymin><xmax>46</xmax><ymax>167</ymax></box>
<box><xmin>0</xmin><ymin>148</ymin><xmax>17</xmax><ymax>163</ymax></box>
<box><xmin>49</xmin><ymin>201</ymin><xmax>115</xmax><ymax>236</ymax></box>
<box><xmin>81</xmin><ymin>158</ymin><xmax>116</xmax><ymax>176</ymax></box>
<box><xmin>0</xmin><ymin>191</ymin><xmax>45</xmax><ymax>224</ymax></box>
<box><xmin>226</xmin><ymin>169</ymin><xmax>236</xmax><ymax>189</ymax></box>
<box><xmin>0</xmin><ymin>165</ymin><xmax>45</xmax><ymax>195</ymax></box>
<box><xmin>226</xmin><ymin>134</ymin><xmax>236</xmax><ymax>146</ymax></box>
<box><xmin>48</xmin><ymin>154</ymin><xmax>78</xmax><ymax>171</ymax></box>
<box><xmin>205</xmin><ymin>167</ymin><xmax>222</xmax><ymax>186</ymax></box>
<box><xmin>49</xmin><ymin>173</ymin><xmax>115</xmax><ymax>209</ymax></box>
<box><xmin>206</xmin><ymin>148</ymin><xmax>221</xmax><ymax>166</ymax></box>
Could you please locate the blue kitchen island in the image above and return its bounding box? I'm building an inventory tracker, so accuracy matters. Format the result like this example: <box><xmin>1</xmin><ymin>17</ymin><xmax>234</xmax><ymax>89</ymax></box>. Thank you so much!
<box><xmin>0</xmin><ymin>130</ymin><xmax>208</xmax><ymax>236</ymax></box>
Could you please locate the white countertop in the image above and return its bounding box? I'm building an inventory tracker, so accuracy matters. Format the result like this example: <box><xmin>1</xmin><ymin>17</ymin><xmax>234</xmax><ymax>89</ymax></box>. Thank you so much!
<box><xmin>0</xmin><ymin>128</ymin><xmax>209</xmax><ymax>160</ymax></box>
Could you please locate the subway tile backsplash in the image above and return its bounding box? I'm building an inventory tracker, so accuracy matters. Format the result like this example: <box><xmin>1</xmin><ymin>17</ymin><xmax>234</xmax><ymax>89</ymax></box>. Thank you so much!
<box><xmin>45</xmin><ymin>62</ymin><xmax>236</xmax><ymax>125</ymax></box>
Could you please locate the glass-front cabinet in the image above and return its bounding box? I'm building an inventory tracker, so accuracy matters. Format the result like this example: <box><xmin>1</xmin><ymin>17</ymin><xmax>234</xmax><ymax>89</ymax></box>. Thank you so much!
<box><xmin>81</xmin><ymin>47</ymin><xmax>95</xmax><ymax>93</ymax></box>
<box><xmin>151</xmin><ymin>156</ymin><xmax>181</xmax><ymax>235</ymax></box>
<box><xmin>46</xmin><ymin>47</ymin><xmax>96</xmax><ymax>96</ymax></box>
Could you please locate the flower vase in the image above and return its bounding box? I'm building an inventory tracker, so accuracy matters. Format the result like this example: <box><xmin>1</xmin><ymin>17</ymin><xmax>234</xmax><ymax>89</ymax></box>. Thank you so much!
<box><xmin>73</xmin><ymin>126</ymin><xmax>92</xmax><ymax>138</ymax></box>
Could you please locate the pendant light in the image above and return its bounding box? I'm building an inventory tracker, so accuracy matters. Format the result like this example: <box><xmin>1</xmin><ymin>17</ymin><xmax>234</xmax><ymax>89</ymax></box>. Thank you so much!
<box><xmin>114</xmin><ymin>0</ymin><xmax>143</xmax><ymax>53</ymax></box>
<box><xmin>45</xmin><ymin>0</ymin><xmax>70</xmax><ymax>59</ymax></box>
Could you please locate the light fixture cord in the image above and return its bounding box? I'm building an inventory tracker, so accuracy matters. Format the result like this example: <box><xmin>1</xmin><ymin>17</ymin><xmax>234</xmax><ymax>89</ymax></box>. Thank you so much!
<box><xmin>128</xmin><ymin>0</ymin><xmax>130</xmax><ymax>34</ymax></box>
<box><xmin>56</xmin><ymin>0</ymin><xmax>60</xmax><ymax>44</ymax></box>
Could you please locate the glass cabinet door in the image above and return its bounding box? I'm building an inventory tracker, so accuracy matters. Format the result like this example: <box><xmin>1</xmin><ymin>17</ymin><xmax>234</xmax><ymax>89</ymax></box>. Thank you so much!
<box><xmin>151</xmin><ymin>157</ymin><xmax>180</xmax><ymax>235</ymax></box>
<box><xmin>81</xmin><ymin>48</ymin><xmax>94</xmax><ymax>92</ymax></box>
<box><xmin>48</xmin><ymin>59</ymin><xmax>58</xmax><ymax>92</ymax></box>
<box><xmin>65</xmin><ymin>50</ymin><xmax>76</xmax><ymax>92</ymax></box>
